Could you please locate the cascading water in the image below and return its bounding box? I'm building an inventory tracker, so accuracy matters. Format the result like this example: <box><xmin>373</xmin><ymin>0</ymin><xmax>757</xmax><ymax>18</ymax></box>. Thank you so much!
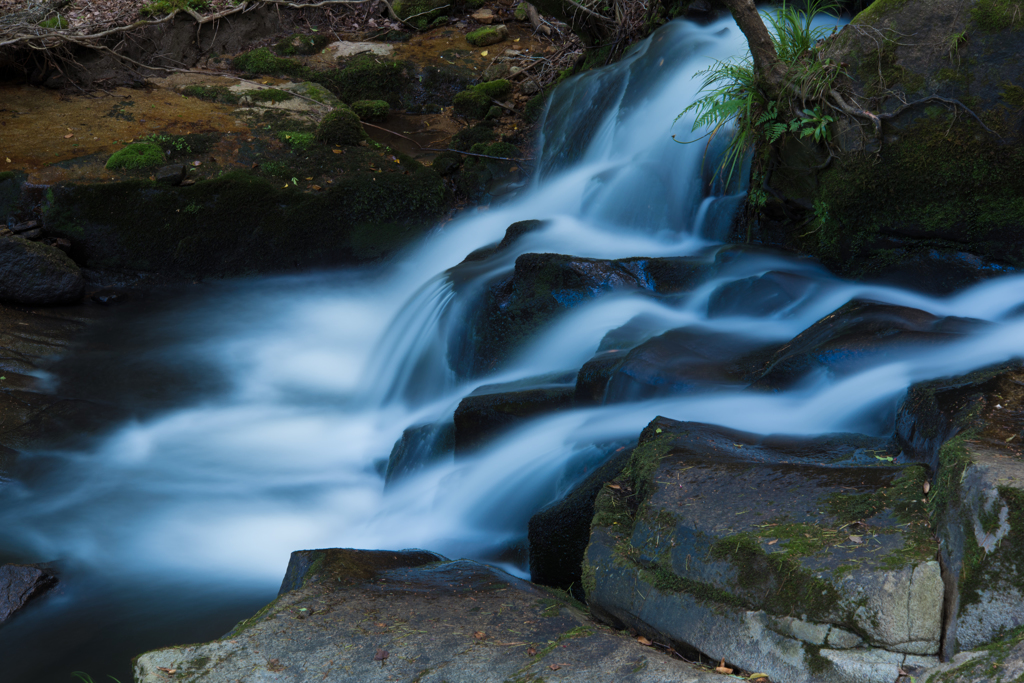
<box><xmin>3</xmin><ymin>13</ymin><xmax>1024</xmax><ymax>683</ymax></box>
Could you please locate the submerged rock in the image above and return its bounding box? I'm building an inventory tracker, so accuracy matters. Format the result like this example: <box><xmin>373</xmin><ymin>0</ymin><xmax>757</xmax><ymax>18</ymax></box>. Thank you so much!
<box><xmin>897</xmin><ymin>361</ymin><xmax>1024</xmax><ymax>657</ymax></box>
<box><xmin>0</xmin><ymin>236</ymin><xmax>84</xmax><ymax>306</ymax></box>
<box><xmin>584</xmin><ymin>417</ymin><xmax>942</xmax><ymax>683</ymax></box>
<box><xmin>134</xmin><ymin>547</ymin><xmax>731</xmax><ymax>683</ymax></box>
<box><xmin>0</xmin><ymin>563</ymin><xmax>58</xmax><ymax>624</ymax></box>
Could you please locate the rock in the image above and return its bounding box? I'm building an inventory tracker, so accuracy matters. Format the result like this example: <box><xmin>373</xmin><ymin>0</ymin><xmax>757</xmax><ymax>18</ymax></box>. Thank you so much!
<box><xmin>456</xmin><ymin>219</ymin><xmax>547</xmax><ymax>264</ymax></box>
<box><xmin>350</xmin><ymin>99</ymin><xmax>389</xmax><ymax>123</ymax></box>
<box><xmin>707</xmin><ymin>270</ymin><xmax>826</xmax><ymax>318</ymax></box>
<box><xmin>314</xmin><ymin>106</ymin><xmax>366</xmax><ymax>146</ymax></box>
<box><xmin>154</xmin><ymin>164</ymin><xmax>186</xmax><ymax>186</ymax></box>
<box><xmin>750</xmin><ymin>300</ymin><xmax>986</xmax><ymax>391</ymax></box>
<box><xmin>757</xmin><ymin>0</ymin><xmax>1024</xmax><ymax>279</ymax></box>
<box><xmin>9</xmin><ymin>220</ymin><xmax>39</xmax><ymax>234</ymax></box>
<box><xmin>392</xmin><ymin>0</ymin><xmax>449</xmax><ymax>29</ymax></box>
<box><xmin>466</xmin><ymin>24</ymin><xmax>509</xmax><ymax>47</ymax></box>
<box><xmin>0</xmin><ymin>563</ymin><xmax>58</xmax><ymax>624</ymax></box>
<box><xmin>471</xmin><ymin>8</ymin><xmax>495</xmax><ymax>23</ymax></box>
<box><xmin>134</xmin><ymin>548</ymin><xmax>730</xmax><ymax>683</ymax></box>
<box><xmin>514</xmin><ymin>2</ymin><xmax>528</xmax><ymax>20</ymax></box>
<box><xmin>584</xmin><ymin>417</ymin><xmax>944</xmax><ymax>683</ymax></box>
<box><xmin>458</xmin><ymin>252</ymin><xmax>713</xmax><ymax>376</ymax></box>
<box><xmin>481</xmin><ymin>61</ymin><xmax>510</xmax><ymax>82</ymax></box>
<box><xmin>575</xmin><ymin>326</ymin><xmax>773</xmax><ymax>405</ymax></box>
<box><xmin>529</xmin><ymin>444</ymin><xmax>633</xmax><ymax>597</ymax></box>
<box><xmin>453</xmin><ymin>79</ymin><xmax>512</xmax><ymax>119</ymax></box>
<box><xmin>897</xmin><ymin>362</ymin><xmax>1024</xmax><ymax>657</ymax></box>
<box><xmin>384</xmin><ymin>420</ymin><xmax>454</xmax><ymax>485</ymax></box>
<box><xmin>454</xmin><ymin>380</ymin><xmax>574</xmax><ymax>455</ymax></box>
<box><xmin>520</xmin><ymin>78</ymin><xmax>541</xmax><ymax>95</ymax></box>
<box><xmin>0</xmin><ymin>236</ymin><xmax>84</xmax><ymax>306</ymax></box>
<box><xmin>18</xmin><ymin>228</ymin><xmax>41</xmax><ymax>240</ymax></box>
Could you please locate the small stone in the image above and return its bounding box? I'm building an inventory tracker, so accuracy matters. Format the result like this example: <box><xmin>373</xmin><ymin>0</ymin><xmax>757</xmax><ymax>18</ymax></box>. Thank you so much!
<box><xmin>482</xmin><ymin>61</ymin><xmax>510</xmax><ymax>82</ymax></box>
<box><xmin>471</xmin><ymin>8</ymin><xmax>495</xmax><ymax>23</ymax></box>
<box><xmin>520</xmin><ymin>79</ymin><xmax>541</xmax><ymax>95</ymax></box>
<box><xmin>466</xmin><ymin>24</ymin><xmax>509</xmax><ymax>47</ymax></box>
<box><xmin>155</xmin><ymin>164</ymin><xmax>186</xmax><ymax>186</ymax></box>
<box><xmin>0</xmin><ymin>236</ymin><xmax>84</xmax><ymax>305</ymax></box>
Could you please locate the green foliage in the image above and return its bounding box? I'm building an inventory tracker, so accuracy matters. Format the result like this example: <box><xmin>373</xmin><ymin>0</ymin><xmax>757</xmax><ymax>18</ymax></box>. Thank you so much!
<box><xmin>453</xmin><ymin>80</ymin><xmax>511</xmax><ymax>119</ymax></box>
<box><xmin>232</xmin><ymin>48</ymin><xmax>308</xmax><ymax>78</ymax></box>
<box><xmin>676</xmin><ymin>0</ymin><xmax>841</xmax><ymax>191</ymax></box>
<box><xmin>105</xmin><ymin>143</ymin><xmax>165</xmax><ymax>171</ymax></box>
<box><xmin>971</xmin><ymin>0</ymin><xmax>1024</xmax><ymax>32</ymax></box>
<box><xmin>316</xmin><ymin>108</ymin><xmax>367</xmax><ymax>146</ymax></box>
<box><xmin>247</xmin><ymin>88</ymin><xmax>292</xmax><ymax>103</ymax></box>
<box><xmin>180</xmin><ymin>85</ymin><xmax>241</xmax><ymax>104</ymax></box>
<box><xmin>278</xmin><ymin>131</ymin><xmax>315</xmax><ymax>150</ymax></box>
<box><xmin>140</xmin><ymin>0</ymin><xmax>210</xmax><ymax>17</ymax></box>
<box><xmin>38</xmin><ymin>14</ymin><xmax>68</xmax><ymax>29</ymax></box>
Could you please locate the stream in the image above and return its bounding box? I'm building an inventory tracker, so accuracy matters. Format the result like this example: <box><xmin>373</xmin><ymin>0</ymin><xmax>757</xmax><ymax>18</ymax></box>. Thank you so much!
<box><xmin>3</xmin><ymin>13</ymin><xmax>1024</xmax><ymax>683</ymax></box>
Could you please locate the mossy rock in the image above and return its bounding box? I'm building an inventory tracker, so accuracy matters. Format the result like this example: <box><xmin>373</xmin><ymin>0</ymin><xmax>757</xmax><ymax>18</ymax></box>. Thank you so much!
<box><xmin>273</xmin><ymin>33</ymin><xmax>331</xmax><ymax>56</ymax></box>
<box><xmin>232</xmin><ymin>48</ymin><xmax>308</xmax><ymax>78</ymax></box>
<box><xmin>392</xmin><ymin>0</ymin><xmax>448</xmax><ymax>29</ymax></box>
<box><xmin>350</xmin><ymin>100</ymin><xmax>390</xmax><ymax>122</ymax></box>
<box><xmin>180</xmin><ymin>85</ymin><xmax>241</xmax><ymax>104</ymax></box>
<box><xmin>316</xmin><ymin>108</ymin><xmax>367</xmax><ymax>146</ymax></box>
<box><xmin>430</xmin><ymin>151</ymin><xmax>463</xmax><ymax>176</ymax></box>
<box><xmin>453</xmin><ymin>79</ymin><xmax>512</xmax><ymax>119</ymax></box>
<box><xmin>465</xmin><ymin>24</ymin><xmax>509</xmax><ymax>47</ymax></box>
<box><xmin>312</xmin><ymin>55</ymin><xmax>411</xmax><ymax>108</ymax></box>
<box><xmin>105</xmin><ymin>143</ymin><xmax>165</xmax><ymax>171</ymax></box>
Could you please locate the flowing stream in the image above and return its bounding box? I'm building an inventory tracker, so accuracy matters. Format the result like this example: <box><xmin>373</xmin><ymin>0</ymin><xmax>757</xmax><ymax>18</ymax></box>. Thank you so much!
<box><xmin>3</xmin><ymin>14</ymin><xmax>1024</xmax><ymax>683</ymax></box>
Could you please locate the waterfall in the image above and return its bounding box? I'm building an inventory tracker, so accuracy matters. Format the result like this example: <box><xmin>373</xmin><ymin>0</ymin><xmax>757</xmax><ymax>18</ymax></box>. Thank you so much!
<box><xmin>4</xmin><ymin>13</ymin><xmax>1024</xmax><ymax>683</ymax></box>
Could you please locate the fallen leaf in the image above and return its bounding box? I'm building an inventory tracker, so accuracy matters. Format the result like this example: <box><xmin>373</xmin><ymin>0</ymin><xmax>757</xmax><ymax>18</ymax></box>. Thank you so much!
<box><xmin>749</xmin><ymin>674</ymin><xmax>770</xmax><ymax>681</ymax></box>
<box><xmin>514</xmin><ymin>37</ymin><xmax>520</xmax><ymax>42</ymax></box>
<box><xmin>636</xmin><ymin>636</ymin><xmax>652</xmax><ymax>645</ymax></box>
<box><xmin>715</xmin><ymin>658</ymin><xmax>733</xmax><ymax>675</ymax></box>
<box><xmin>549</xmin><ymin>664</ymin><xmax>560</xmax><ymax>671</ymax></box>
<box><xmin>607</xmin><ymin>483</ymin><xmax>621</xmax><ymax>490</ymax></box>
<box><xmin>5</xmin><ymin>158</ymin><xmax>10</xmax><ymax>163</ymax></box>
<box><xmin>311</xmin><ymin>185</ymin><xmax>322</xmax><ymax>191</ymax></box>
<box><xmin>332</xmin><ymin>149</ymin><xmax>342</xmax><ymax>154</ymax></box>
<box><xmin>64</xmin><ymin>133</ymin><xmax>74</xmax><ymax>139</ymax></box>
<box><xmin>377</xmin><ymin>622</ymin><xmax>386</xmax><ymax>627</ymax></box>
<box><xmin>923</xmin><ymin>481</ymin><xmax>931</xmax><ymax>494</ymax></box>
<box><xmin>849</xmin><ymin>535</ymin><xmax>863</xmax><ymax>544</ymax></box>
<box><xmin>191</xmin><ymin>161</ymin><xmax>202</xmax><ymax>167</ymax></box>
<box><xmin>481</xmin><ymin>50</ymin><xmax>488</xmax><ymax>56</ymax></box>
<box><xmin>527</xmin><ymin>647</ymin><xmax>537</xmax><ymax>656</ymax></box>
<box><xmin>157</xmin><ymin>667</ymin><xmax>177</xmax><ymax>674</ymax></box>
<box><xmin>473</xmin><ymin>631</ymin><xmax>487</xmax><ymax>640</ymax></box>
<box><xmin>306</xmin><ymin>177</ymin><xmax>313</xmax><ymax>180</ymax></box>
<box><xmin>767</xmin><ymin>539</ymin><xmax>778</xmax><ymax>545</ymax></box>
<box><xmin>374</xmin><ymin>648</ymin><xmax>389</xmax><ymax>662</ymax></box>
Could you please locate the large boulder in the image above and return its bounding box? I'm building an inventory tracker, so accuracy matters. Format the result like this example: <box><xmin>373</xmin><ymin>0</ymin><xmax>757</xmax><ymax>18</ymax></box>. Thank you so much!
<box><xmin>897</xmin><ymin>361</ymin><xmax>1024</xmax><ymax>658</ymax></box>
<box><xmin>584</xmin><ymin>417</ymin><xmax>943</xmax><ymax>683</ymax></box>
<box><xmin>134</xmin><ymin>547</ymin><xmax>733</xmax><ymax>683</ymax></box>
<box><xmin>0</xmin><ymin>236</ymin><xmax>84</xmax><ymax>306</ymax></box>
<box><xmin>454</xmin><ymin>379</ymin><xmax>575</xmax><ymax>455</ymax></box>
<box><xmin>756</xmin><ymin>0</ymin><xmax>1024</xmax><ymax>281</ymax></box>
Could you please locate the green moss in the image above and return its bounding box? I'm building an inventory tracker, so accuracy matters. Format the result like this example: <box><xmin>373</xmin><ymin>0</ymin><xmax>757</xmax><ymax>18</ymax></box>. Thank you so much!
<box><xmin>278</xmin><ymin>131</ymin><xmax>315</xmax><ymax>150</ymax></box>
<box><xmin>0</xmin><ymin>171</ymin><xmax>15</xmax><ymax>183</ymax></box>
<box><xmin>248</xmin><ymin>88</ymin><xmax>292</xmax><ymax>103</ymax></box>
<box><xmin>1002</xmin><ymin>83</ymin><xmax>1024</xmax><ymax>110</ymax></box>
<box><xmin>181</xmin><ymin>84</ymin><xmax>241</xmax><ymax>104</ymax></box>
<box><xmin>37</xmin><ymin>14</ymin><xmax>68</xmax><ymax>29</ymax></box>
<box><xmin>316</xmin><ymin>108</ymin><xmax>367</xmax><ymax>146</ymax></box>
<box><xmin>273</xmin><ymin>32</ymin><xmax>331</xmax><ymax>56</ymax></box>
<box><xmin>851</xmin><ymin>0</ymin><xmax>912</xmax><ymax>26</ymax></box>
<box><xmin>105</xmin><ymin>143</ymin><xmax>165</xmax><ymax>171</ymax></box>
<box><xmin>466</xmin><ymin>26</ymin><xmax>506</xmax><ymax>47</ymax></box>
<box><xmin>523</xmin><ymin>87</ymin><xmax>552</xmax><ymax>124</ymax></box>
<box><xmin>856</xmin><ymin>31</ymin><xmax>926</xmax><ymax>98</ymax></box>
<box><xmin>351</xmin><ymin>99</ymin><xmax>390</xmax><ymax>122</ymax></box>
<box><xmin>140</xmin><ymin>0</ymin><xmax>209</xmax><ymax>16</ymax></box>
<box><xmin>452</xmin><ymin>124</ymin><xmax>497</xmax><ymax>151</ymax></box>
<box><xmin>232</xmin><ymin>48</ymin><xmax>308</xmax><ymax>78</ymax></box>
<box><xmin>581</xmin><ymin>45</ymin><xmax>612</xmax><ymax>71</ymax></box>
<box><xmin>971</xmin><ymin>0</ymin><xmax>1024</xmax><ymax>32</ymax></box>
<box><xmin>392</xmin><ymin>0</ymin><xmax>448</xmax><ymax>28</ymax></box>
<box><xmin>453</xmin><ymin>80</ymin><xmax>512</xmax><ymax>119</ymax></box>
<box><xmin>312</xmin><ymin>56</ymin><xmax>411</xmax><ymax>107</ymax></box>
<box><xmin>804</xmin><ymin>643</ymin><xmax>831</xmax><ymax>675</ymax></box>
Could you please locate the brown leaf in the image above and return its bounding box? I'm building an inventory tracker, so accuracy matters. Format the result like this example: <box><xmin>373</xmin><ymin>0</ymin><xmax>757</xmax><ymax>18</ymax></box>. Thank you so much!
<box><xmin>157</xmin><ymin>667</ymin><xmax>177</xmax><ymax>674</ymax></box>
<box><xmin>549</xmin><ymin>664</ymin><xmax>560</xmax><ymax>671</ymax></box>
<box><xmin>923</xmin><ymin>481</ymin><xmax>930</xmax><ymax>494</ymax></box>
<box><xmin>607</xmin><ymin>483</ymin><xmax>621</xmax><ymax>490</ymax></box>
<box><xmin>332</xmin><ymin>149</ymin><xmax>342</xmax><ymax>154</ymax></box>
<box><xmin>374</xmin><ymin>648</ymin><xmax>389</xmax><ymax>662</ymax></box>
<box><xmin>636</xmin><ymin>636</ymin><xmax>652</xmax><ymax>646</ymax></box>
<box><xmin>64</xmin><ymin>133</ymin><xmax>74</xmax><ymax>139</ymax></box>
<box><xmin>715</xmin><ymin>658</ymin><xmax>733</xmax><ymax>674</ymax></box>
<box><xmin>767</xmin><ymin>539</ymin><xmax>778</xmax><ymax>545</ymax></box>
<box><xmin>527</xmin><ymin>647</ymin><xmax>537</xmax><ymax>656</ymax></box>
<box><xmin>377</xmin><ymin>622</ymin><xmax>386</xmax><ymax>627</ymax></box>
<box><xmin>473</xmin><ymin>631</ymin><xmax>487</xmax><ymax>640</ymax></box>
<box><xmin>311</xmin><ymin>185</ymin><xmax>322</xmax><ymax>191</ymax></box>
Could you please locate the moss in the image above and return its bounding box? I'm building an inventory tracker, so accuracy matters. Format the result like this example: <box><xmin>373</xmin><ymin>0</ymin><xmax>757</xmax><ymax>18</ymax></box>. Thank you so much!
<box><xmin>0</xmin><ymin>171</ymin><xmax>15</xmax><ymax>183</ymax></box>
<box><xmin>581</xmin><ymin>45</ymin><xmax>612</xmax><ymax>71</ymax></box>
<box><xmin>431</xmin><ymin>150</ymin><xmax>463</xmax><ymax>175</ymax></box>
<box><xmin>1002</xmin><ymin>83</ymin><xmax>1024</xmax><ymax>110</ymax></box>
<box><xmin>273</xmin><ymin>32</ymin><xmax>331</xmax><ymax>56</ymax></box>
<box><xmin>180</xmin><ymin>84</ymin><xmax>241</xmax><ymax>104</ymax></box>
<box><xmin>466</xmin><ymin>26</ymin><xmax>506</xmax><ymax>47</ymax></box>
<box><xmin>316</xmin><ymin>108</ymin><xmax>367</xmax><ymax>146</ymax></box>
<box><xmin>960</xmin><ymin>487</ymin><xmax>1024</xmax><ymax>610</ymax></box>
<box><xmin>37</xmin><ymin>14</ymin><xmax>68</xmax><ymax>29</ymax></box>
<box><xmin>804</xmin><ymin>643</ymin><xmax>831</xmax><ymax>675</ymax></box>
<box><xmin>351</xmin><ymin>99</ymin><xmax>390</xmax><ymax>122</ymax></box>
<box><xmin>392</xmin><ymin>0</ymin><xmax>448</xmax><ymax>28</ymax></box>
<box><xmin>453</xmin><ymin>80</ymin><xmax>512</xmax><ymax>119</ymax></box>
<box><xmin>247</xmin><ymin>88</ymin><xmax>292</xmax><ymax>103</ymax></box>
<box><xmin>971</xmin><ymin>0</ymin><xmax>1024</xmax><ymax>32</ymax></box>
<box><xmin>850</xmin><ymin>0</ymin><xmax>912</xmax><ymax>26</ymax></box>
<box><xmin>856</xmin><ymin>31</ymin><xmax>926</xmax><ymax>98</ymax></box>
<box><xmin>452</xmin><ymin>123</ymin><xmax>497</xmax><ymax>151</ymax></box>
<box><xmin>105</xmin><ymin>143</ymin><xmax>165</xmax><ymax>171</ymax></box>
<box><xmin>140</xmin><ymin>0</ymin><xmax>209</xmax><ymax>16</ymax></box>
<box><xmin>278</xmin><ymin>131</ymin><xmax>315</xmax><ymax>150</ymax></box>
<box><xmin>232</xmin><ymin>48</ymin><xmax>308</xmax><ymax>78</ymax></box>
<box><xmin>313</xmin><ymin>55</ymin><xmax>411</xmax><ymax>107</ymax></box>
<box><xmin>523</xmin><ymin>86</ymin><xmax>552</xmax><ymax>124</ymax></box>
<box><xmin>810</xmin><ymin>111</ymin><xmax>1024</xmax><ymax>273</ymax></box>
<box><xmin>514</xmin><ymin>2</ymin><xmax>528</xmax><ymax>19</ymax></box>
<box><xmin>226</xmin><ymin>596</ymin><xmax>281</xmax><ymax>636</ymax></box>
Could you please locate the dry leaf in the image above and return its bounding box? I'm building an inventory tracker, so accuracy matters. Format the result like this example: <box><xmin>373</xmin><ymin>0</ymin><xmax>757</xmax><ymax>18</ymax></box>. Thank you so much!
<box><xmin>849</xmin><ymin>535</ymin><xmax>863</xmax><ymax>544</ymax></box>
<box><xmin>527</xmin><ymin>647</ymin><xmax>537</xmax><ymax>656</ymax></box>
<box><xmin>749</xmin><ymin>675</ymin><xmax>770</xmax><ymax>681</ymax></box>
<box><xmin>5</xmin><ymin>158</ymin><xmax>10</xmax><ymax>163</ymax></box>
<box><xmin>923</xmin><ymin>481</ymin><xmax>930</xmax><ymax>494</ymax></box>
<box><xmin>157</xmin><ymin>667</ymin><xmax>177</xmax><ymax>674</ymax></box>
<box><xmin>374</xmin><ymin>648</ymin><xmax>389</xmax><ymax>662</ymax></box>
<box><xmin>306</xmin><ymin>177</ymin><xmax>313</xmax><ymax>180</ymax></box>
<box><xmin>332</xmin><ymin>149</ymin><xmax>342</xmax><ymax>154</ymax></box>
<box><xmin>191</xmin><ymin>161</ymin><xmax>202</xmax><ymax>166</ymax></box>
<box><xmin>64</xmin><ymin>133</ymin><xmax>74</xmax><ymax>138</ymax></box>
<box><xmin>549</xmin><ymin>664</ymin><xmax>560</xmax><ymax>671</ymax></box>
<box><xmin>715</xmin><ymin>658</ymin><xmax>733</xmax><ymax>675</ymax></box>
<box><xmin>481</xmin><ymin>50</ymin><xmax>488</xmax><ymax>56</ymax></box>
<box><xmin>607</xmin><ymin>483</ymin><xmax>621</xmax><ymax>490</ymax></box>
<box><xmin>311</xmin><ymin>185</ymin><xmax>322</xmax><ymax>191</ymax></box>
<box><xmin>474</xmin><ymin>631</ymin><xmax>487</xmax><ymax>640</ymax></box>
<box><xmin>636</xmin><ymin>636</ymin><xmax>652</xmax><ymax>645</ymax></box>
<box><xmin>377</xmin><ymin>622</ymin><xmax>386</xmax><ymax>627</ymax></box>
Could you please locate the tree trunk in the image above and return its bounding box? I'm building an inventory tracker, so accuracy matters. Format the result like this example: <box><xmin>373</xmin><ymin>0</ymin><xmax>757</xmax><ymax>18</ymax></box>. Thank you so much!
<box><xmin>716</xmin><ymin>0</ymin><xmax>786</xmax><ymax>87</ymax></box>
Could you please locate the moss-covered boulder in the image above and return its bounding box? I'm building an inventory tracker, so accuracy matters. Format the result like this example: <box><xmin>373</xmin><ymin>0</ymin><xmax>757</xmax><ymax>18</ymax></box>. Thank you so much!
<box><xmin>465</xmin><ymin>24</ymin><xmax>509</xmax><ymax>47</ymax></box>
<box><xmin>273</xmin><ymin>32</ymin><xmax>331</xmax><ymax>56</ymax></box>
<box><xmin>315</xmin><ymin>107</ymin><xmax>366</xmax><ymax>146</ymax></box>
<box><xmin>453</xmin><ymin>79</ymin><xmax>512</xmax><ymax>119</ymax></box>
<box><xmin>105</xmin><ymin>143</ymin><xmax>165</xmax><ymax>171</ymax></box>
<box><xmin>756</xmin><ymin>0</ymin><xmax>1024</xmax><ymax>281</ymax></box>
<box><xmin>897</xmin><ymin>362</ymin><xmax>1024</xmax><ymax>658</ymax></box>
<box><xmin>392</xmin><ymin>0</ymin><xmax>448</xmax><ymax>29</ymax></box>
<box><xmin>315</xmin><ymin>55</ymin><xmax>412</xmax><ymax>108</ymax></box>
<box><xmin>584</xmin><ymin>417</ymin><xmax>943</xmax><ymax>683</ymax></box>
<box><xmin>0</xmin><ymin>236</ymin><xmax>84</xmax><ymax>306</ymax></box>
<box><xmin>350</xmin><ymin>99</ymin><xmax>389</xmax><ymax>122</ymax></box>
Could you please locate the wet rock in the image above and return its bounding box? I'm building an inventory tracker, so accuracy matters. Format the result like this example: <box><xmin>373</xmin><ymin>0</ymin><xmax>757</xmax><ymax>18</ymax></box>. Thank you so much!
<box><xmin>471</xmin><ymin>8</ymin><xmax>495</xmax><ymax>23</ymax></box>
<box><xmin>0</xmin><ymin>236</ymin><xmax>84</xmax><ymax>306</ymax></box>
<box><xmin>135</xmin><ymin>547</ymin><xmax>728</xmax><ymax>683</ymax></box>
<box><xmin>897</xmin><ymin>362</ymin><xmax>1024</xmax><ymax>657</ymax></box>
<box><xmin>155</xmin><ymin>164</ymin><xmax>186</xmax><ymax>186</ymax></box>
<box><xmin>18</xmin><ymin>228</ymin><xmax>42</xmax><ymax>240</ymax></box>
<box><xmin>575</xmin><ymin>326</ymin><xmax>773</xmax><ymax>405</ymax></box>
<box><xmin>458</xmin><ymin>219</ymin><xmax>547</xmax><ymax>264</ymax></box>
<box><xmin>0</xmin><ymin>563</ymin><xmax>58</xmax><ymax>624</ymax></box>
<box><xmin>454</xmin><ymin>381</ymin><xmax>574</xmax><ymax>455</ymax></box>
<box><xmin>751</xmin><ymin>300</ymin><xmax>985</xmax><ymax>391</ymax></box>
<box><xmin>707</xmin><ymin>270</ymin><xmax>825</xmax><ymax>318</ymax></box>
<box><xmin>584</xmin><ymin>417</ymin><xmax>943</xmax><ymax>683</ymax></box>
<box><xmin>384</xmin><ymin>420</ymin><xmax>454</xmax><ymax>485</ymax></box>
<box><xmin>529</xmin><ymin>444</ymin><xmax>633</xmax><ymax>598</ymax></box>
<box><xmin>466</xmin><ymin>24</ymin><xmax>509</xmax><ymax>47</ymax></box>
<box><xmin>460</xmin><ymin>252</ymin><xmax>713</xmax><ymax>376</ymax></box>
<box><xmin>9</xmin><ymin>220</ymin><xmax>39</xmax><ymax>234</ymax></box>
<box><xmin>481</xmin><ymin>60</ymin><xmax>510</xmax><ymax>82</ymax></box>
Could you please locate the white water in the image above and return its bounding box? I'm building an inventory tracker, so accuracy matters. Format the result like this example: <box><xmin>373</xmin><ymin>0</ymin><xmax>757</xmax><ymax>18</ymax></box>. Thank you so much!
<box><xmin>3</xmin><ymin>13</ymin><xmax>1024</xmax><ymax>682</ymax></box>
